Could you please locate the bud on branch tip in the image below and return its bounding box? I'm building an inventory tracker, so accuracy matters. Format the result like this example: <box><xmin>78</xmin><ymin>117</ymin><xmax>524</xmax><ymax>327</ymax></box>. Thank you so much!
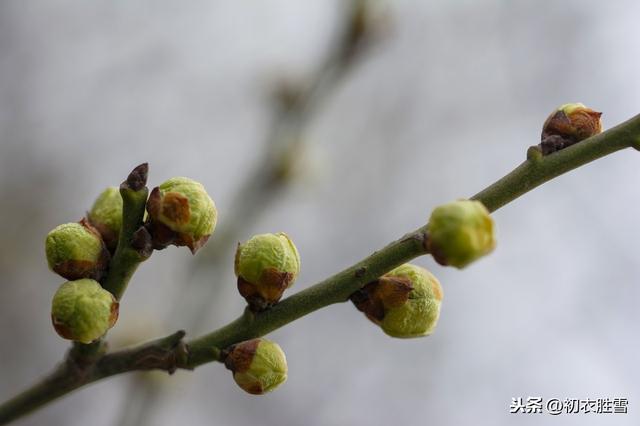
<box><xmin>122</xmin><ymin>163</ymin><xmax>149</xmax><ymax>192</ymax></box>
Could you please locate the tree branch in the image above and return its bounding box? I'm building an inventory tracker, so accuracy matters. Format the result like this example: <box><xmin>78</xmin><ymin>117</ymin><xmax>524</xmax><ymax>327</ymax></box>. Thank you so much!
<box><xmin>1</xmin><ymin>114</ymin><xmax>639</xmax><ymax>425</ymax></box>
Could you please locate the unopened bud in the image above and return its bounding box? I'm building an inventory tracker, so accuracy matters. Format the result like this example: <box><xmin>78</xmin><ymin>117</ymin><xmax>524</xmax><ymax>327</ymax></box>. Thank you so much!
<box><xmin>45</xmin><ymin>219</ymin><xmax>110</xmax><ymax>280</ymax></box>
<box><xmin>351</xmin><ymin>264</ymin><xmax>443</xmax><ymax>338</ymax></box>
<box><xmin>51</xmin><ymin>279</ymin><xmax>119</xmax><ymax>344</ymax></box>
<box><xmin>235</xmin><ymin>232</ymin><xmax>300</xmax><ymax>310</ymax></box>
<box><xmin>146</xmin><ymin>177</ymin><xmax>217</xmax><ymax>253</ymax></box>
<box><xmin>427</xmin><ymin>200</ymin><xmax>496</xmax><ymax>269</ymax></box>
<box><xmin>223</xmin><ymin>338</ymin><xmax>288</xmax><ymax>395</ymax></box>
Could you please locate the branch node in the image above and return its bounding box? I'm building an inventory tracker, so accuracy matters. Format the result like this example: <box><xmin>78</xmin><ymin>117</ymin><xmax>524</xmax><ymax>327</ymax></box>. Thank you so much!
<box><xmin>421</xmin><ymin>231</ymin><xmax>430</xmax><ymax>252</ymax></box>
<box><xmin>526</xmin><ymin>145</ymin><xmax>543</xmax><ymax>163</ymax></box>
<box><xmin>130</xmin><ymin>330</ymin><xmax>190</xmax><ymax>374</ymax></box>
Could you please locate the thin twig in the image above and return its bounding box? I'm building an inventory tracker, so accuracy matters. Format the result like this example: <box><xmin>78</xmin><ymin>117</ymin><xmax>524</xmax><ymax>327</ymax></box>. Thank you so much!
<box><xmin>101</xmin><ymin>163</ymin><xmax>151</xmax><ymax>300</ymax></box>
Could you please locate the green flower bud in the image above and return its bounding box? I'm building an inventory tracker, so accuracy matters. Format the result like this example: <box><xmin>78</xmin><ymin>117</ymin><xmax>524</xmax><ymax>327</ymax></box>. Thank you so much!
<box><xmin>45</xmin><ymin>219</ymin><xmax>110</xmax><ymax>280</ymax></box>
<box><xmin>88</xmin><ymin>187</ymin><xmax>123</xmax><ymax>251</ymax></box>
<box><xmin>427</xmin><ymin>200</ymin><xmax>495</xmax><ymax>269</ymax></box>
<box><xmin>351</xmin><ymin>263</ymin><xmax>443</xmax><ymax>338</ymax></box>
<box><xmin>146</xmin><ymin>177</ymin><xmax>217</xmax><ymax>253</ymax></box>
<box><xmin>51</xmin><ymin>279</ymin><xmax>119</xmax><ymax>344</ymax></box>
<box><xmin>224</xmin><ymin>338</ymin><xmax>288</xmax><ymax>395</ymax></box>
<box><xmin>234</xmin><ymin>232</ymin><xmax>300</xmax><ymax>310</ymax></box>
<box><xmin>540</xmin><ymin>103</ymin><xmax>602</xmax><ymax>155</ymax></box>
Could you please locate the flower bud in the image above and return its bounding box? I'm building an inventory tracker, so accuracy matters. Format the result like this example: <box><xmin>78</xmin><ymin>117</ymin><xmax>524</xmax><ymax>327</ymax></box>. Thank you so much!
<box><xmin>223</xmin><ymin>338</ymin><xmax>288</xmax><ymax>395</ymax></box>
<box><xmin>540</xmin><ymin>103</ymin><xmax>602</xmax><ymax>155</ymax></box>
<box><xmin>51</xmin><ymin>279</ymin><xmax>119</xmax><ymax>344</ymax></box>
<box><xmin>427</xmin><ymin>200</ymin><xmax>495</xmax><ymax>269</ymax></box>
<box><xmin>45</xmin><ymin>219</ymin><xmax>110</xmax><ymax>280</ymax></box>
<box><xmin>88</xmin><ymin>187</ymin><xmax>123</xmax><ymax>251</ymax></box>
<box><xmin>146</xmin><ymin>177</ymin><xmax>217</xmax><ymax>253</ymax></box>
<box><xmin>234</xmin><ymin>232</ymin><xmax>300</xmax><ymax>310</ymax></box>
<box><xmin>351</xmin><ymin>263</ymin><xmax>442</xmax><ymax>338</ymax></box>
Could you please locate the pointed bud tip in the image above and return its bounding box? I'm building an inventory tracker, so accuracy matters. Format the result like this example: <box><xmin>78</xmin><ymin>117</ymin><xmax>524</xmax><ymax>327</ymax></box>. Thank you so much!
<box><xmin>122</xmin><ymin>163</ymin><xmax>149</xmax><ymax>191</ymax></box>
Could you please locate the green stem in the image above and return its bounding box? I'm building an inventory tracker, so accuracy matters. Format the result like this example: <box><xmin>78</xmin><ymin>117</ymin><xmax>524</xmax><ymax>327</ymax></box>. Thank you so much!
<box><xmin>2</xmin><ymin>114</ymin><xmax>640</xmax><ymax>424</ymax></box>
<box><xmin>0</xmin><ymin>332</ymin><xmax>185</xmax><ymax>425</ymax></box>
<box><xmin>101</xmin><ymin>164</ymin><xmax>151</xmax><ymax>300</ymax></box>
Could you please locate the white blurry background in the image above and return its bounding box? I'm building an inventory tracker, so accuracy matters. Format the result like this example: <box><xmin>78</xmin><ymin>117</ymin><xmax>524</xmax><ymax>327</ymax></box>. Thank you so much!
<box><xmin>1</xmin><ymin>1</ymin><xmax>640</xmax><ymax>425</ymax></box>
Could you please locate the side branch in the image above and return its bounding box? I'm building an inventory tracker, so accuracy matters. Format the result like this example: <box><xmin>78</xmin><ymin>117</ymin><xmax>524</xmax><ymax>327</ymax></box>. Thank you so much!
<box><xmin>101</xmin><ymin>163</ymin><xmax>151</xmax><ymax>300</ymax></box>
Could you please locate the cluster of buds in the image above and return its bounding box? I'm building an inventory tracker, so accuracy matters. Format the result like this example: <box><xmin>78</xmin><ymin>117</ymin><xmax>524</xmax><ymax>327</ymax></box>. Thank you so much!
<box><xmin>351</xmin><ymin>263</ymin><xmax>443</xmax><ymax>338</ymax></box>
<box><xmin>45</xmin><ymin>166</ymin><xmax>218</xmax><ymax>344</ymax></box>
<box><xmin>234</xmin><ymin>232</ymin><xmax>300</xmax><ymax>311</ymax></box>
<box><xmin>351</xmin><ymin>200</ymin><xmax>497</xmax><ymax>338</ymax></box>
<box><xmin>40</xmin><ymin>160</ymin><xmax>506</xmax><ymax>395</ymax></box>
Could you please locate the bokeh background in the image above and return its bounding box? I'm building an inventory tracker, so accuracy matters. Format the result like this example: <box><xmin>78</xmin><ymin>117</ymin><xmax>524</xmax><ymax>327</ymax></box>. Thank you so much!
<box><xmin>1</xmin><ymin>1</ymin><xmax>640</xmax><ymax>425</ymax></box>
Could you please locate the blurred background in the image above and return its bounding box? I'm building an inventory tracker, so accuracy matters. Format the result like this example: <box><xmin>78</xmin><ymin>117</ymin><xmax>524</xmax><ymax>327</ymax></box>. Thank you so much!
<box><xmin>1</xmin><ymin>1</ymin><xmax>640</xmax><ymax>425</ymax></box>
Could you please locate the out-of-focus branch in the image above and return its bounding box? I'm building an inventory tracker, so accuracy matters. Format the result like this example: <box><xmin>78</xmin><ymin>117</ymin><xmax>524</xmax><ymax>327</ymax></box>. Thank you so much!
<box><xmin>176</xmin><ymin>0</ymin><xmax>386</xmax><ymax>329</ymax></box>
<box><xmin>116</xmin><ymin>3</ymin><xmax>386</xmax><ymax>425</ymax></box>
